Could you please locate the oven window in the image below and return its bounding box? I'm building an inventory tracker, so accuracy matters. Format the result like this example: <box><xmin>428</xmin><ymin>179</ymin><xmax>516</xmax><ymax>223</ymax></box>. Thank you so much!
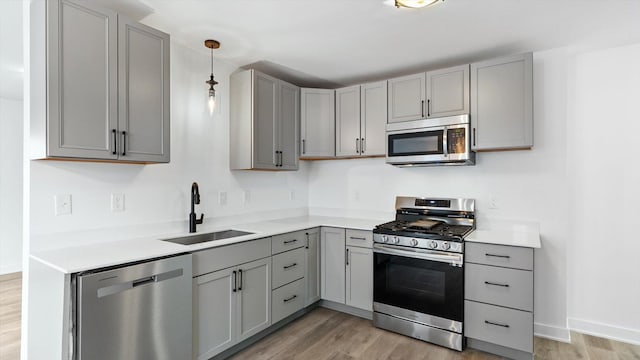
<box><xmin>388</xmin><ymin>130</ymin><xmax>443</xmax><ymax>157</ymax></box>
<box><xmin>374</xmin><ymin>252</ymin><xmax>463</xmax><ymax>322</ymax></box>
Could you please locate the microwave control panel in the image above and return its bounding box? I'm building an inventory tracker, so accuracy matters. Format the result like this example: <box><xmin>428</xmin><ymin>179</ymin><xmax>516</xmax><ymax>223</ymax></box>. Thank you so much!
<box><xmin>447</xmin><ymin>128</ymin><xmax>466</xmax><ymax>154</ymax></box>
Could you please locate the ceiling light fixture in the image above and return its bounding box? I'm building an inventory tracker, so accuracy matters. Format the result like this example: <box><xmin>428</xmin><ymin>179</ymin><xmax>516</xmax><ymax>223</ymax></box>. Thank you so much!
<box><xmin>205</xmin><ymin>39</ymin><xmax>220</xmax><ymax>114</ymax></box>
<box><xmin>394</xmin><ymin>0</ymin><xmax>444</xmax><ymax>9</ymax></box>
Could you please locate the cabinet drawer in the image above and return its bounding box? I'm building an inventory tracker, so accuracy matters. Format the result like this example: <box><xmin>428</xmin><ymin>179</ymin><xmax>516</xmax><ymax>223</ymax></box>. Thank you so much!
<box><xmin>465</xmin><ymin>300</ymin><xmax>533</xmax><ymax>353</ymax></box>
<box><xmin>272</xmin><ymin>278</ymin><xmax>305</xmax><ymax>324</ymax></box>
<box><xmin>193</xmin><ymin>237</ymin><xmax>271</xmax><ymax>277</ymax></box>
<box><xmin>272</xmin><ymin>230</ymin><xmax>306</xmax><ymax>254</ymax></box>
<box><xmin>272</xmin><ymin>247</ymin><xmax>306</xmax><ymax>289</ymax></box>
<box><xmin>346</xmin><ymin>229</ymin><xmax>373</xmax><ymax>248</ymax></box>
<box><xmin>465</xmin><ymin>263</ymin><xmax>533</xmax><ymax>311</ymax></box>
<box><xmin>466</xmin><ymin>242</ymin><xmax>533</xmax><ymax>270</ymax></box>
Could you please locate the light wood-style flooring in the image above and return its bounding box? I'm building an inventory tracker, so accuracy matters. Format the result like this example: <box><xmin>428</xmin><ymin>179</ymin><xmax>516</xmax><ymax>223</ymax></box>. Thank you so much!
<box><xmin>0</xmin><ymin>272</ymin><xmax>22</xmax><ymax>360</ymax></box>
<box><xmin>231</xmin><ymin>307</ymin><xmax>640</xmax><ymax>360</ymax></box>
<box><xmin>1</xmin><ymin>272</ymin><xmax>638</xmax><ymax>360</ymax></box>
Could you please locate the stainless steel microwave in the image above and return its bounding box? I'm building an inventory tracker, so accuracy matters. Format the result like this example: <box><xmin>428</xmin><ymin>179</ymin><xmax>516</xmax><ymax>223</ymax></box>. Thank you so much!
<box><xmin>386</xmin><ymin>114</ymin><xmax>475</xmax><ymax>166</ymax></box>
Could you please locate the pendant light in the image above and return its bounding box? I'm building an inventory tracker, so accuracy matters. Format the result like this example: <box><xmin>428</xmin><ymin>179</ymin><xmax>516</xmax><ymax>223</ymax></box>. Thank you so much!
<box><xmin>395</xmin><ymin>0</ymin><xmax>443</xmax><ymax>8</ymax></box>
<box><xmin>205</xmin><ymin>39</ymin><xmax>220</xmax><ymax>114</ymax></box>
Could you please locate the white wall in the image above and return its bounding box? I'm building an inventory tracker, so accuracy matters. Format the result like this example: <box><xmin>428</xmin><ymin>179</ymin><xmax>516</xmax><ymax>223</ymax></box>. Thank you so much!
<box><xmin>29</xmin><ymin>43</ymin><xmax>310</xmax><ymax>251</ymax></box>
<box><xmin>0</xmin><ymin>97</ymin><xmax>24</xmax><ymax>274</ymax></box>
<box><xmin>307</xmin><ymin>47</ymin><xmax>572</xmax><ymax>340</ymax></box>
<box><xmin>566</xmin><ymin>42</ymin><xmax>640</xmax><ymax>344</ymax></box>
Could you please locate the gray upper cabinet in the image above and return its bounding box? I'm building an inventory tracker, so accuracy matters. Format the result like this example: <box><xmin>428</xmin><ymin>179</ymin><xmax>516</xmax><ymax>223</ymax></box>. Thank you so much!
<box><xmin>335</xmin><ymin>86</ymin><xmax>361</xmax><ymax>157</ymax></box>
<box><xmin>426</xmin><ymin>64</ymin><xmax>469</xmax><ymax>118</ymax></box>
<box><xmin>471</xmin><ymin>53</ymin><xmax>533</xmax><ymax>151</ymax></box>
<box><xmin>32</xmin><ymin>0</ymin><xmax>170</xmax><ymax>163</ymax></box>
<box><xmin>336</xmin><ymin>82</ymin><xmax>387</xmax><ymax>157</ymax></box>
<box><xmin>118</xmin><ymin>17</ymin><xmax>170</xmax><ymax>163</ymax></box>
<box><xmin>300</xmin><ymin>88</ymin><xmax>335</xmax><ymax>158</ymax></box>
<box><xmin>230</xmin><ymin>69</ymin><xmax>299</xmax><ymax>170</ymax></box>
<box><xmin>387</xmin><ymin>73</ymin><xmax>425</xmax><ymax>123</ymax></box>
<box><xmin>388</xmin><ymin>65</ymin><xmax>470</xmax><ymax>124</ymax></box>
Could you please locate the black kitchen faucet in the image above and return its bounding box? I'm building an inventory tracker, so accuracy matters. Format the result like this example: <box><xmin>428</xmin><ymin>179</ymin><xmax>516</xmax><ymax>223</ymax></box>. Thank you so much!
<box><xmin>189</xmin><ymin>182</ymin><xmax>204</xmax><ymax>233</ymax></box>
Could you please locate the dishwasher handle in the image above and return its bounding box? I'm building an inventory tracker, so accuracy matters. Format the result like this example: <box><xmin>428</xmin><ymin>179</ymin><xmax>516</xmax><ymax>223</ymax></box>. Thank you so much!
<box><xmin>96</xmin><ymin>268</ymin><xmax>183</xmax><ymax>298</ymax></box>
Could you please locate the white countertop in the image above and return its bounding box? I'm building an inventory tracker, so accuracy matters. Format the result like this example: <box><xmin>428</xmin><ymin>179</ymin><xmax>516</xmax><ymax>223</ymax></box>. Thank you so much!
<box><xmin>30</xmin><ymin>216</ymin><xmax>383</xmax><ymax>274</ymax></box>
<box><xmin>31</xmin><ymin>215</ymin><xmax>541</xmax><ymax>274</ymax></box>
<box><xmin>466</xmin><ymin>229</ymin><xmax>541</xmax><ymax>248</ymax></box>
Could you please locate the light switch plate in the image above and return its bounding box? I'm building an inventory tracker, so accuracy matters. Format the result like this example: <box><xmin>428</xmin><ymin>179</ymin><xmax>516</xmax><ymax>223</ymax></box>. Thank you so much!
<box><xmin>111</xmin><ymin>193</ymin><xmax>125</xmax><ymax>212</ymax></box>
<box><xmin>218</xmin><ymin>191</ymin><xmax>227</xmax><ymax>206</ymax></box>
<box><xmin>55</xmin><ymin>194</ymin><xmax>72</xmax><ymax>216</ymax></box>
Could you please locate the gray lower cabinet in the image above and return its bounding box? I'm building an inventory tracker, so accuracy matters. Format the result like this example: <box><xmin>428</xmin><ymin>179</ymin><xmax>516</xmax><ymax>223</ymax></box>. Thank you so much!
<box><xmin>271</xmin><ymin>233</ymin><xmax>308</xmax><ymax>325</ymax></box>
<box><xmin>304</xmin><ymin>228</ymin><xmax>321</xmax><ymax>306</ymax></box>
<box><xmin>193</xmin><ymin>240</ymin><xmax>271</xmax><ymax>360</ymax></box>
<box><xmin>320</xmin><ymin>227</ymin><xmax>346</xmax><ymax>303</ymax></box>
<box><xmin>471</xmin><ymin>52</ymin><xmax>533</xmax><ymax>151</ymax></box>
<box><xmin>230</xmin><ymin>69</ymin><xmax>299</xmax><ymax>170</ymax></box>
<box><xmin>345</xmin><ymin>246</ymin><xmax>373</xmax><ymax>311</ymax></box>
<box><xmin>465</xmin><ymin>242</ymin><xmax>535</xmax><ymax>359</ymax></box>
<box><xmin>32</xmin><ymin>0</ymin><xmax>169</xmax><ymax>163</ymax></box>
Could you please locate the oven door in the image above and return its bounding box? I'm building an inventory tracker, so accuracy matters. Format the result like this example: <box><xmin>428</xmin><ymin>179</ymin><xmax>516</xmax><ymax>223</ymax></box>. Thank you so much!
<box><xmin>373</xmin><ymin>244</ymin><xmax>463</xmax><ymax>331</ymax></box>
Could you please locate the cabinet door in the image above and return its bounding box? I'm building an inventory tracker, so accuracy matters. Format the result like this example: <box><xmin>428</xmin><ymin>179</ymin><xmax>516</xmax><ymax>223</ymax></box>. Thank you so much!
<box><xmin>335</xmin><ymin>86</ymin><xmax>361</xmax><ymax>157</ymax></box>
<box><xmin>320</xmin><ymin>227</ymin><xmax>346</xmax><ymax>304</ymax></box>
<box><xmin>279</xmin><ymin>81</ymin><xmax>299</xmax><ymax>170</ymax></box>
<box><xmin>305</xmin><ymin>228</ymin><xmax>321</xmax><ymax>306</ymax></box>
<box><xmin>47</xmin><ymin>0</ymin><xmax>118</xmax><ymax>159</ymax></box>
<box><xmin>300</xmin><ymin>88</ymin><xmax>335</xmax><ymax>158</ymax></box>
<box><xmin>360</xmin><ymin>81</ymin><xmax>387</xmax><ymax>156</ymax></box>
<box><xmin>387</xmin><ymin>73</ymin><xmax>425</xmax><ymax>123</ymax></box>
<box><xmin>426</xmin><ymin>64</ymin><xmax>469</xmax><ymax>118</ymax></box>
<box><xmin>118</xmin><ymin>17</ymin><xmax>170</xmax><ymax>163</ymax></box>
<box><xmin>236</xmin><ymin>257</ymin><xmax>271</xmax><ymax>342</ymax></box>
<box><xmin>346</xmin><ymin>246</ymin><xmax>373</xmax><ymax>311</ymax></box>
<box><xmin>471</xmin><ymin>53</ymin><xmax>533</xmax><ymax>151</ymax></box>
<box><xmin>193</xmin><ymin>268</ymin><xmax>236</xmax><ymax>360</ymax></box>
<box><xmin>253</xmin><ymin>71</ymin><xmax>279</xmax><ymax>169</ymax></box>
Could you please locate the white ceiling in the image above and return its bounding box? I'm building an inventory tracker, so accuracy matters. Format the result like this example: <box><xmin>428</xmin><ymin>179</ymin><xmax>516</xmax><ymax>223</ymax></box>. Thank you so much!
<box><xmin>3</xmin><ymin>0</ymin><xmax>640</xmax><ymax>99</ymax></box>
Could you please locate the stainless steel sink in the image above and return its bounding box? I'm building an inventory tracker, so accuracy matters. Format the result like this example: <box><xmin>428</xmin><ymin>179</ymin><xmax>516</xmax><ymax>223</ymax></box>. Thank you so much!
<box><xmin>161</xmin><ymin>230</ymin><xmax>254</xmax><ymax>245</ymax></box>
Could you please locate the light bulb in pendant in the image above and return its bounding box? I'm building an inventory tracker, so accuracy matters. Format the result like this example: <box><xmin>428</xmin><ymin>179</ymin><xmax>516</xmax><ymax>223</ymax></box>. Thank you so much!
<box><xmin>208</xmin><ymin>87</ymin><xmax>216</xmax><ymax>114</ymax></box>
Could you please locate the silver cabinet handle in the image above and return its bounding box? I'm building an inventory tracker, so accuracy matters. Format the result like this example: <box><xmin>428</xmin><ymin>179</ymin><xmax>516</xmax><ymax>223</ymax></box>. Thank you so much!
<box><xmin>302</xmin><ymin>139</ymin><xmax>306</xmax><ymax>154</ymax></box>
<box><xmin>485</xmin><ymin>320</ymin><xmax>510</xmax><ymax>328</ymax></box>
<box><xmin>232</xmin><ymin>270</ymin><xmax>237</xmax><ymax>292</ymax></box>
<box><xmin>283</xmin><ymin>263</ymin><xmax>297</xmax><ymax>270</ymax></box>
<box><xmin>283</xmin><ymin>294</ymin><xmax>297</xmax><ymax>303</ymax></box>
<box><xmin>485</xmin><ymin>281</ymin><xmax>510</xmax><ymax>287</ymax></box>
<box><xmin>346</xmin><ymin>248</ymin><xmax>350</xmax><ymax>266</ymax></box>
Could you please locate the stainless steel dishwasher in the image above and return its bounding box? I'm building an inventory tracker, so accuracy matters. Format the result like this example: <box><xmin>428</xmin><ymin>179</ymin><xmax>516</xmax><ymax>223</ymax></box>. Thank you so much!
<box><xmin>75</xmin><ymin>254</ymin><xmax>192</xmax><ymax>360</ymax></box>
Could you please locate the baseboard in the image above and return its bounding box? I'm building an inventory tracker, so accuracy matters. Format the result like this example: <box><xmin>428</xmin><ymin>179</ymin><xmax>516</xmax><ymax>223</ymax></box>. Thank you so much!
<box><xmin>319</xmin><ymin>300</ymin><xmax>373</xmax><ymax>320</ymax></box>
<box><xmin>0</xmin><ymin>263</ymin><xmax>22</xmax><ymax>275</ymax></box>
<box><xmin>568</xmin><ymin>318</ymin><xmax>640</xmax><ymax>346</ymax></box>
<box><xmin>534</xmin><ymin>322</ymin><xmax>571</xmax><ymax>343</ymax></box>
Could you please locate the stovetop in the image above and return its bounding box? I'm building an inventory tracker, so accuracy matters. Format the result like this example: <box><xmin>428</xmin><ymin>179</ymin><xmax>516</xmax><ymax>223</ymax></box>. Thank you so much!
<box><xmin>374</xmin><ymin>220</ymin><xmax>473</xmax><ymax>242</ymax></box>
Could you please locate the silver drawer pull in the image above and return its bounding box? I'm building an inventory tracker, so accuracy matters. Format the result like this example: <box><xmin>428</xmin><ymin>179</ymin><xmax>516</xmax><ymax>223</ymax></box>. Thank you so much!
<box><xmin>283</xmin><ymin>263</ymin><xmax>297</xmax><ymax>270</ymax></box>
<box><xmin>349</xmin><ymin>236</ymin><xmax>367</xmax><ymax>241</ymax></box>
<box><xmin>484</xmin><ymin>281</ymin><xmax>509</xmax><ymax>287</ymax></box>
<box><xmin>283</xmin><ymin>295</ymin><xmax>297</xmax><ymax>303</ymax></box>
<box><xmin>485</xmin><ymin>253</ymin><xmax>510</xmax><ymax>259</ymax></box>
<box><xmin>485</xmin><ymin>320</ymin><xmax>510</xmax><ymax>328</ymax></box>
<box><xmin>283</xmin><ymin>239</ymin><xmax>297</xmax><ymax>244</ymax></box>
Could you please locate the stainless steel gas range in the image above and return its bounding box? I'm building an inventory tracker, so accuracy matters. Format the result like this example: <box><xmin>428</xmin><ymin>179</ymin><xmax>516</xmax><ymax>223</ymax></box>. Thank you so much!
<box><xmin>372</xmin><ymin>196</ymin><xmax>475</xmax><ymax>351</ymax></box>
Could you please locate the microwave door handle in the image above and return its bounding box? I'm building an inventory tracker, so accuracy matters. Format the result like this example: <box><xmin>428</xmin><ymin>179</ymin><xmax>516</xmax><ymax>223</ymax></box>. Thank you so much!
<box><xmin>442</xmin><ymin>127</ymin><xmax>448</xmax><ymax>157</ymax></box>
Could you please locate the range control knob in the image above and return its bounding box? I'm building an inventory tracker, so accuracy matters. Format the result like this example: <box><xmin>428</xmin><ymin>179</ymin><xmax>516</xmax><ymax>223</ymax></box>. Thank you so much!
<box><xmin>392</xmin><ymin>236</ymin><xmax>400</xmax><ymax>244</ymax></box>
<box><xmin>441</xmin><ymin>242</ymin><xmax>450</xmax><ymax>250</ymax></box>
<box><xmin>410</xmin><ymin>239</ymin><xmax>418</xmax><ymax>247</ymax></box>
<box><xmin>429</xmin><ymin>240</ymin><xmax>438</xmax><ymax>249</ymax></box>
<box><xmin>380</xmin><ymin>235</ymin><xmax>388</xmax><ymax>243</ymax></box>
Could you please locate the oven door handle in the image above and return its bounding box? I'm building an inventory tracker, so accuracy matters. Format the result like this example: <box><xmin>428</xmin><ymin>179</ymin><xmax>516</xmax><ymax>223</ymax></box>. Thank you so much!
<box><xmin>373</xmin><ymin>244</ymin><xmax>463</xmax><ymax>266</ymax></box>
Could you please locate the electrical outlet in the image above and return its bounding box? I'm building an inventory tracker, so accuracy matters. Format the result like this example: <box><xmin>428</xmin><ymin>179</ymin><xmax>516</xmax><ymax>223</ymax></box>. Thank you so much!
<box><xmin>289</xmin><ymin>190</ymin><xmax>295</xmax><ymax>201</ymax></box>
<box><xmin>242</xmin><ymin>190</ymin><xmax>250</xmax><ymax>204</ymax></box>
<box><xmin>218</xmin><ymin>191</ymin><xmax>227</xmax><ymax>206</ymax></box>
<box><xmin>489</xmin><ymin>196</ymin><xmax>498</xmax><ymax>209</ymax></box>
<box><xmin>55</xmin><ymin>194</ymin><xmax>72</xmax><ymax>216</ymax></box>
<box><xmin>111</xmin><ymin>193</ymin><xmax>125</xmax><ymax>212</ymax></box>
